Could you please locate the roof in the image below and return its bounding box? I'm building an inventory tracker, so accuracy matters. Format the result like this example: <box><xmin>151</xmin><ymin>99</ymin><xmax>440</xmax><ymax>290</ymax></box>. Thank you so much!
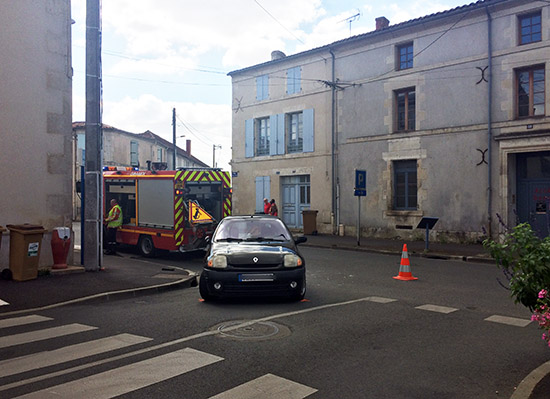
<box><xmin>72</xmin><ymin>122</ymin><xmax>209</xmax><ymax>167</ymax></box>
<box><xmin>228</xmin><ymin>0</ymin><xmax>506</xmax><ymax>76</ymax></box>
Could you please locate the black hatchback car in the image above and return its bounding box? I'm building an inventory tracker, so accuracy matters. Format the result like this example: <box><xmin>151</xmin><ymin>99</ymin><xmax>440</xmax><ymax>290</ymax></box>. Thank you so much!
<box><xmin>199</xmin><ymin>215</ymin><xmax>307</xmax><ymax>301</ymax></box>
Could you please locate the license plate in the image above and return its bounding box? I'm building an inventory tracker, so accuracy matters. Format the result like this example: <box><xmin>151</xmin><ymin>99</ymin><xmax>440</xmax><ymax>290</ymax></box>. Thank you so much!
<box><xmin>239</xmin><ymin>273</ymin><xmax>275</xmax><ymax>282</ymax></box>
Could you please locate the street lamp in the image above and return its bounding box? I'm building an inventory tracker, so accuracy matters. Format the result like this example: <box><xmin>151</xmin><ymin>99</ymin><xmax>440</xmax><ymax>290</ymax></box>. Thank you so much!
<box><xmin>173</xmin><ymin>135</ymin><xmax>185</xmax><ymax>169</ymax></box>
<box><xmin>213</xmin><ymin>144</ymin><xmax>222</xmax><ymax>168</ymax></box>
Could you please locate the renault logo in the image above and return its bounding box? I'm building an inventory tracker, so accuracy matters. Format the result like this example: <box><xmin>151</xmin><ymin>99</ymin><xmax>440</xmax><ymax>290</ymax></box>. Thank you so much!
<box><xmin>252</xmin><ymin>257</ymin><xmax>259</xmax><ymax>263</ymax></box>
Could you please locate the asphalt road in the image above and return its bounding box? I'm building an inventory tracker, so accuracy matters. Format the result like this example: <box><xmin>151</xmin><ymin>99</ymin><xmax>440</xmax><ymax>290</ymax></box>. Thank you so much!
<box><xmin>0</xmin><ymin>246</ymin><xmax>547</xmax><ymax>398</ymax></box>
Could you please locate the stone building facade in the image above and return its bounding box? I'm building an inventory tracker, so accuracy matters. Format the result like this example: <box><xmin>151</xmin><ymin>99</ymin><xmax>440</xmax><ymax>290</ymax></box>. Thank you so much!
<box><xmin>229</xmin><ymin>0</ymin><xmax>550</xmax><ymax>242</ymax></box>
<box><xmin>0</xmin><ymin>1</ymin><xmax>73</xmax><ymax>268</ymax></box>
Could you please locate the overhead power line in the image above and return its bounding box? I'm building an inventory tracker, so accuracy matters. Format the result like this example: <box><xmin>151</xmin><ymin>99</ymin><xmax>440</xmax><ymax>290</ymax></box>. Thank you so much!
<box><xmin>253</xmin><ymin>0</ymin><xmax>305</xmax><ymax>45</ymax></box>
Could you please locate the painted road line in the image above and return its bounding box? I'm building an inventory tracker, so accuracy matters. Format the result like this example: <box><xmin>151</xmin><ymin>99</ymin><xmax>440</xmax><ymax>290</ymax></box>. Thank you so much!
<box><xmin>0</xmin><ymin>299</ymin><xmax>8</xmax><ymax>306</ymax></box>
<box><xmin>366</xmin><ymin>296</ymin><xmax>397</xmax><ymax>304</ymax></box>
<box><xmin>0</xmin><ymin>333</ymin><xmax>152</xmax><ymax>378</ymax></box>
<box><xmin>416</xmin><ymin>304</ymin><xmax>459</xmax><ymax>314</ymax></box>
<box><xmin>0</xmin><ymin>315</ymin><xmax>53</xmax><ymax>330</ymax></box>
<box><xmin>210</xmin><ymin>374</ymin><xmax>317</xmax><ymax>399</ymax></box>
<box><xmin>485</xmin><ymin>315</ymin><xmax>532</xmax><ymax>327</ymax></box>
<box><xmin>0</xmin><ymin>296</ymin><xmax>431</xmax><ymax>392</ymax></box>
<box><xmin>0</xmin><ymin>324</ymin><xmax>97</xmax><ymax>349</ymax></box>
<box><xmin>14</xmin><ymin>348</ymin><xmax>224</xmax><ymax>399</ymax></box>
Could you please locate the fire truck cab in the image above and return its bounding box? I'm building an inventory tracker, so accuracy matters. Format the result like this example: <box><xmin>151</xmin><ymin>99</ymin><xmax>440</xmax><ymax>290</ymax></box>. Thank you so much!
<box><xmin>103</xmin><ymin>167</ymin><xmax>231</xmax><ymax>256</ymax></box>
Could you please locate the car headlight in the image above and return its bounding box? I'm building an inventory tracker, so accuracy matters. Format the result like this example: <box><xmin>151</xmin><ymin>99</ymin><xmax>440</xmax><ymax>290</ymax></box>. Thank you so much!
<box><xmin>208</xmin><ymin>255</ymin><xmax>227</xmax><ymax>269</ymax></box>
<box><xmin>284</xmin><ymin>254</ymin><xmax>303</xmax><ymax>267</ymax></box>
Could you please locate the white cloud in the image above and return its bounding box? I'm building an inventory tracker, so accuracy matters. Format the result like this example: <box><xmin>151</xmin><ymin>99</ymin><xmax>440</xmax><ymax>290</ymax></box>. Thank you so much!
<box><xmin>101</xmin><ymin>0</ymin><xmax>326</xmax><ymax>70</ymax></box>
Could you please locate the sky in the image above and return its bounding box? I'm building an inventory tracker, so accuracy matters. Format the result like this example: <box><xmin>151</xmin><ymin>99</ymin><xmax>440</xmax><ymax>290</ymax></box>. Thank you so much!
<box><xmin>71</xmin><ymin>0</ymin><xmax>474</xmax><ymax>170</ymax></box>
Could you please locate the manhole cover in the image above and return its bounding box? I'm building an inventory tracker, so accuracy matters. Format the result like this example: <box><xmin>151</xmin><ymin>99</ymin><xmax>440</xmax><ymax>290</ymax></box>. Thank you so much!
<box><xmin>212</xmin><ymin>320</ymin><xmax>291</xmax><ymax>341</ymax></box>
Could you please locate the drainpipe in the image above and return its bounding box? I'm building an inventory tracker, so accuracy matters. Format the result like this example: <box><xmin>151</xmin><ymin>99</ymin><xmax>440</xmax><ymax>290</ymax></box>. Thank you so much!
<box><xmin>486</xmin><ymin>6</ymin><xmax>493</xmax><ymax>237</ymax></box>
<box><xmin>329</xmin><ymin>48</ymin><xmax>337</xmax><ymax>234</ymax></box>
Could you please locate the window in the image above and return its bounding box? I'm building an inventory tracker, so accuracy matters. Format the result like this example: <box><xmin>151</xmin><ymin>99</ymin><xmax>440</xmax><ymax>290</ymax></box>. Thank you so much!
<box><xmin>130</xmin><ymin>141</ymin><xmax>139</xmax><ymax>167</ymax></box>
<box><xmin>256</xmin><ymin>117</ymin><xmax>270</xmax><ymax>156</ymax></box>
<box><xmin>287</xmin><ymin>112</ymin><xmax>303</xmax><ymax>153</ymax></box>
<box><xmin>157</xmin><ymin>148</ymin><xmax>163</xmax><ymax>162</ymax></box>
<box><xmin>517</xmin><ymin>66</ymin><xmax>545</xmax><ymax>117</ymax></box>
<box><xmin>396</xmin><ymin>88</ymin><xmax>415</xmax><ymax>131</ymax></box>
<box><xmin>256</xmin><ymin>74</ymin><xmax>269</xmax><ymax>101</ymax></box>
<box><xmin>519</xmin><ymin>12</ymin><xmax>541</xmax><ymax>45</ymax></box>
<box><xmin>245</xmin><ymin>109</ymin><xmax>313</xmax><ymax>158</ymax></box>
<box><xmin>397</xmin><ymin>43</ymin><xmax>413</xmax><ymax>70</ymax></box>
<box><xmin>287</xmin><ymin>66</ymin><xmax>301</xmax><ymax>94</ymax></box>
<box><xmin>394</xmin><ymin>160</ymin><xmax>417</xmax><ymax>210</ymax></box>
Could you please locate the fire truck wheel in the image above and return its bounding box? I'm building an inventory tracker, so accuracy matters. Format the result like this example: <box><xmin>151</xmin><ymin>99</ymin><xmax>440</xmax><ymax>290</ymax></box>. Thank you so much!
<box><xmin>138</xmin><ymin>235</ymin><xmax>156</xmax><ymax>257</ymax></box>
<box><xmin>195</xmin><ymin>227</ymin><xmax>205</xmax><ymax>239</ymax></box>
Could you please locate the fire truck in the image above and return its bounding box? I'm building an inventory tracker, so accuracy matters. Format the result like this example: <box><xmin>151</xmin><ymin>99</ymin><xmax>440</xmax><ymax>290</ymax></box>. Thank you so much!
<box><xmin>103</xmin><ymin>167</ymin><xmax>231</xmax><ymax>256</ymax></box>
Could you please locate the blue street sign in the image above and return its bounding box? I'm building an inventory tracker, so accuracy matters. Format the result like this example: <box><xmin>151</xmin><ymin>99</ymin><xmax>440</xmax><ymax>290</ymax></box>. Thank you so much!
<box><xmin>355</xmin><ymin>169</ymin><xmax>366</xmax><ymax>196</ymax></box>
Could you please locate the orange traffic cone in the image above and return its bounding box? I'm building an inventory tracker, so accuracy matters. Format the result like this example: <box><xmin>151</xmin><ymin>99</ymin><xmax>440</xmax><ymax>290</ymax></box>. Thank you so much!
<box><xmin>393</xmin><ymin>244</ymin><xmax>418</xmax><ymax>281</ymax></box>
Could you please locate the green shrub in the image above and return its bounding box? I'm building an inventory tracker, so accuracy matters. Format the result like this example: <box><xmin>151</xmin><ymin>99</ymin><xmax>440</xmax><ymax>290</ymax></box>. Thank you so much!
<box><xmin>483</xmin><ymin>222</ymin><xmax>550</xmax><ymax>310</ymax></box>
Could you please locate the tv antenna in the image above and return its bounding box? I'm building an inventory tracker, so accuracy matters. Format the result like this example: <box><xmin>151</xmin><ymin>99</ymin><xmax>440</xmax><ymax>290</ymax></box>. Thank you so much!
<box><xmin>340</xmin><ymin>10</ymin><xmax>361</xmax><ymax>36</ymax></box>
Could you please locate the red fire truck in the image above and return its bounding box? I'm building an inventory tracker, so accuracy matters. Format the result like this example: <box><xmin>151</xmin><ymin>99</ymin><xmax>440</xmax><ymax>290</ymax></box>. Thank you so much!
<box><xmin>103</xmin><ymin>167</ymin><xmax>231</xmax><ymax>256</ymax></box>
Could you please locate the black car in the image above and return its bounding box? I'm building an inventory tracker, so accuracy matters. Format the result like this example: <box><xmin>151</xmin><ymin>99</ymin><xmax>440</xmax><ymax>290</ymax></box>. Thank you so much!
<box><xmin>199</xmin><ymin>215</ymin><xmax>307</xmax><ymax>301</ymax></box>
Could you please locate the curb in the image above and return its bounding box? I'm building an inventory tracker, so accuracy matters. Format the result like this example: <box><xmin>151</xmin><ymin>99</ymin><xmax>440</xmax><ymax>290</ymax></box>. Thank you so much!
<box><xmin>303</xmin><ymin>243</ymin><xmax>494</xmax><ymax>264</ymax></box>
<box><xmin>511</xmin><ymin>360</ymin><xmax>550</xmax><ymax>399</ymax></box>
<box><xmin>0</xmin><ymin>274</ymin><xmax>198</xmax><ymax>318</ymax></box>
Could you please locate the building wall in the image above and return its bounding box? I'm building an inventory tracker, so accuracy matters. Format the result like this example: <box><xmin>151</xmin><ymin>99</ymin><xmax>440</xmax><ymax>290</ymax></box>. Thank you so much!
<box><xmin>230</xmin><ymin>0</ymin><xmax>550</xmax><ymax>242</ymax></box>
<box><xmin>0</xmin><ymin>0</ymin><xmax>73</xmax><ymax>269</ymax></box>
<box><xmin>230</xmin><ymin>51</ymin><xmax>333</xmax><ymax>224</ymax></box>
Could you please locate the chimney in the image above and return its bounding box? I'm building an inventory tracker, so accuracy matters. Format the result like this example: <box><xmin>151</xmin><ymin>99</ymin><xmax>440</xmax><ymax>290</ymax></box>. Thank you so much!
<box><xmin>375</xmin><ymin>16</ymin><xmax>389</xmax><ymax>30</ymax></box>
<box><xmin>186</xmin><ymin>139</ymin><xmax>191</xmax><ymax>155</ymax></box>
<box><xmin>271</xmin><ymin>50</ymin><xmax>286</xmax><ymax>61</ymax></box>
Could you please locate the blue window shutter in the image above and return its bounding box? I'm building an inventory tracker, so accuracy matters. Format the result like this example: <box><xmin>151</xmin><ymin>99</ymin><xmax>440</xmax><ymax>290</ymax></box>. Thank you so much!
<box><xmin>303</xmin><ymin>109</ymin><xmax>314</xmax><ymax>152</ymax></box>
<box><xmin>256</xmin><ymin>75</ymin><xmax>268</xmax><ymax>100</ymax></box>
<box><xmin>287</xmin><ymin>67</ymin><xmax>301</xmax><ymax>94</ymax></box>
<box><xmin>269</xmin><ymin>115</ymin><xmax>278</xmax><ymax>155</ymax></box>
<box><xmin>245</xmin><ymin>119</ymin><xmax>254</xmax><ymax>158</ymax></box>
<box><xmin>255</xmin><ymin>176</ymin><xmax>271</xmax><ymax>212</ymax></box>
<box><xmin>287</xmin><ymin>68</ymin><xmax>294</xmax><ymax>94</ymax></box>
<box><xmin>255</xmin><ymin>177</ymin><xmax>263</xmax><ymax>212</ymax></box>
<box><xmin>296</xmin><ymin>67</ymin><xmax>301</xmax><ymax>92</ymax></box>
<box><xmin>277</xmin><ymin>113</ymin><xmax>285</xmax><ymax>155</ymax></box>
<box><xmin>263</xmin><ymin>75</ymin><xmax>269</xmax><ymax>99</ymax></box>
<box><xmin>264</xmin><ymin>176</ymin><xmax>270</xmax><ymax>200</ymax></box>
<box><xmin>256</xmin><ymin>77</ymin><xmax>262</xmax><ymax>100</ymax></box>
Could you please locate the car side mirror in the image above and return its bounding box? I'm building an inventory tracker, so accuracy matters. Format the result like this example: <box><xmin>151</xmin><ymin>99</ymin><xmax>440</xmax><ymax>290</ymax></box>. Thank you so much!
<box><xmin>295</xmin><ymin>236</ymin><xmax>307</xmax><ymax>245</ymax></box>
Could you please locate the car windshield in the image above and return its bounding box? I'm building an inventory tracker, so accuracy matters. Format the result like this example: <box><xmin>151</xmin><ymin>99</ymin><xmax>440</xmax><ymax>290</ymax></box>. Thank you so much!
<box><xmin>214</xmin><ymin>219</ymin><xmax>290</xmax><ymax>242</ymax></box>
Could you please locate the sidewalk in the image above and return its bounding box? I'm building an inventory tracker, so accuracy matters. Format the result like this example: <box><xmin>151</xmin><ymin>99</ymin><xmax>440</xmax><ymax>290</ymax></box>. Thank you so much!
<box><xmin>0</xmin><ymin>250</ymin><xmax>196</xmax><ymax>316</ymax></box>
<box><xmin>302</xmin><ymin>233</ymin><xmax>492</xmax><ymax>263</ymax></box>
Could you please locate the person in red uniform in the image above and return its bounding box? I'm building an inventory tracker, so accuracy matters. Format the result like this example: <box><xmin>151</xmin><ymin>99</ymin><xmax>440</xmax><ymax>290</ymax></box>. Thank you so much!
<box><xmin>269</xmin><ymin>199</ymin><xmax>278</xmax><ymax>217</ymax></box>
<box><xmin>263</xmin><ymin>198</ymin><xmax>271</xmax><ymax>214</ymax></box>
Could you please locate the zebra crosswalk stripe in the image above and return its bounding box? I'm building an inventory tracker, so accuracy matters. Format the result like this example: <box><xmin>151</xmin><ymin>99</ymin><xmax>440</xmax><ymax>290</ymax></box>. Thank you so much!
<box><xmin>0</xmin><ymin>323</ymin><xmax>97</xmax><ymax>349</ymax></box>
<box><xmin>0</xmin><ymin>315</ymin><xmax>53</xmax><ymax>330</ymax></box>
<box><xmin>416</xmin><ymin>304</ymin><xmax>459</xmax><ymax>314</ymax></box>
<box><xmin>13</xmin><ymin>348</ymin><xmax>224</xmax><ymax>399</ymax></box>
<box><xmin>485</xmin><ymin>315</ymin><xmax>532</xmax><ymax>327</ymax></box>
<box><xmin>209</xmin><ymin>373</ymin><xmax>318</xmax><ymax>399</ymax></box>
<box><xmin>0</xmin><ymin>333</ymin><xmax>152</xmax><ymax>378</ymax></box>
<box><xmin>0</xmin><ymin>299</ymin><xmax>8</xmax><ymax>306</ymax></box>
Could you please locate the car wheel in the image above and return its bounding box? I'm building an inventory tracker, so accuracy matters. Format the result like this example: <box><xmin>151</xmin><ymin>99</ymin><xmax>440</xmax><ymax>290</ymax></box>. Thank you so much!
<box><xmin>138</xmin><ymin>235</ymin><xmax>156</xmax><ymax>257</ymax></box>
<box><xmin>199</xmin><ymin>275</ymin><xmax>214</xmax><ymax>301</ymax></box>
<box><xmin>291</xmin><ymin>280</ymin><xmax>306</xmax><ymax>301</ymax></box>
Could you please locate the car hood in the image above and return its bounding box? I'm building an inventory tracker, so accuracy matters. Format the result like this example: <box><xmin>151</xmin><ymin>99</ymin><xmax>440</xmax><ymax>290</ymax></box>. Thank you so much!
<box><xmin>210</xmin><ymin>242</ymin><xmax>298</xmax><ymax>266</ymax></box>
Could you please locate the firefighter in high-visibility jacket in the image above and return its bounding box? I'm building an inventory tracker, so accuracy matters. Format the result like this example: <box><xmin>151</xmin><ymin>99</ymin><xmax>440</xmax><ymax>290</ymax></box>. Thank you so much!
<box><xmin>104</xmin><ymin>199</ymin><xmax>123</xmax><ymax>255</ymax></box>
